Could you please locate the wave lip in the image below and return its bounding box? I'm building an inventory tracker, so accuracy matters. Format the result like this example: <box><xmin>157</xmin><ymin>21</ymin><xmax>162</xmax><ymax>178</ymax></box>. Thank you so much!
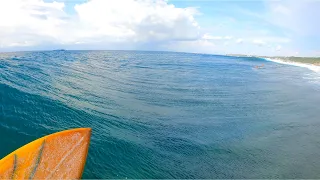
<box><xmin>263</xmin><ymin>57</ymin><xmax>320</xmax><ymax>73</ymax></box>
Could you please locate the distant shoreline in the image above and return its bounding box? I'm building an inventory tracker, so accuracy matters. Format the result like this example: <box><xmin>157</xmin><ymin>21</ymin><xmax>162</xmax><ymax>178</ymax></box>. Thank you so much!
<box><xmin>226</xmin><ymin>54</ymin><xmax>320</xmax><ymax>66</ymax></box>
<box><xmin>0</xmin><ymin>49</ymin><xmax>319</xmax><ymax>67</ymax></box>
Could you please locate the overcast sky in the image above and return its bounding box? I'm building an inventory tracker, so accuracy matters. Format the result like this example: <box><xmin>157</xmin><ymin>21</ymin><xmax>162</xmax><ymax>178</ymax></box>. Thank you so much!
<box><xmin>0</xmin><ymin>0</ymin><xmax>319</xmax><ymax>56</ymax></box>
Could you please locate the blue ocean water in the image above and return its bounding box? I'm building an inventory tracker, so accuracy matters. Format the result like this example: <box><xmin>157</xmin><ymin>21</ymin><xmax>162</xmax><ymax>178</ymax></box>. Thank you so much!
<box><xmin>0</xmin><ymin>50</ymin><xmax>320</xmax><ymax>178</ymax></box>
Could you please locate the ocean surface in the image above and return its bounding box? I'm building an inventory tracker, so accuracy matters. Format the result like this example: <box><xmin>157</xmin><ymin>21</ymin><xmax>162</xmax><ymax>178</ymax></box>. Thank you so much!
<box><xmin>0</xmin><ymin>50</ymin><xmax>320</xmax><ymax>178</ymax></box>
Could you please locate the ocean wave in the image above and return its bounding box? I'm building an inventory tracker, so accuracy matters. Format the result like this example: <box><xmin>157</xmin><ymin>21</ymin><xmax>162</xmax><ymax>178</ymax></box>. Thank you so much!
<box><xmin>2</xmin><ymin>51</ymin><xmax>320</xmax><ymax>178</ymax></box>
<box><xmin>263</xmin><ymin>58</ymin><xmax>320</xmax><ymax>73</ymax></box>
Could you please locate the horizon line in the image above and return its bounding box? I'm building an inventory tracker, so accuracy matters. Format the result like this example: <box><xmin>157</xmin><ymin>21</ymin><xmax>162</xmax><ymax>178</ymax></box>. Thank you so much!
<box><xmin>0</xmin><ymin>49</ymin><xmax>319</xmax><ymax>58</ymax></box>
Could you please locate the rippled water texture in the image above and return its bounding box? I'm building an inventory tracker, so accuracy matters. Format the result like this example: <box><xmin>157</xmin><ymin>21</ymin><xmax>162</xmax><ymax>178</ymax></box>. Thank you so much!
<box><xmin>1</xmin><ymin>51</ymin><xmax>320</xmax><ymax>178</ymax></box>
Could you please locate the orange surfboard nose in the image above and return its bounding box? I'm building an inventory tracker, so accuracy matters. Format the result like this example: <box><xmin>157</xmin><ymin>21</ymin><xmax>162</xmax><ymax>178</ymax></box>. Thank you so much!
<box><xmin>0</xmin><ymin>128</ymin><xmax>91</xmax><ymax>179</ymax></box>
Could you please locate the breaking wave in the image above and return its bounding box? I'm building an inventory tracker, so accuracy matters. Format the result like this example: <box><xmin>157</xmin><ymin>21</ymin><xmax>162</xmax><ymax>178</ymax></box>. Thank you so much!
<box><xmin>263</xmin><ymin>57</ymin><xmax>320</xmax><ymax>73</ymax></box>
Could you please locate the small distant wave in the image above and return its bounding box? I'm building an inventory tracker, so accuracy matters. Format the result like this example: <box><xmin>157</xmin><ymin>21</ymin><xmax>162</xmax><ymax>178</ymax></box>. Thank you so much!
<box><xmin>263</xmin><ymin>58</ymin><xmax>320</xmax><ymax>73</ymax></box>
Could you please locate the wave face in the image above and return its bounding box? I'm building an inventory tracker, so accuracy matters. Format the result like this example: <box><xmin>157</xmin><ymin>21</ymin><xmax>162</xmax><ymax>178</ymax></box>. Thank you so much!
<box><xmin>1</xmin><ymin>51</ymin><xmax>320</xmax><ymax>178</ymax></box>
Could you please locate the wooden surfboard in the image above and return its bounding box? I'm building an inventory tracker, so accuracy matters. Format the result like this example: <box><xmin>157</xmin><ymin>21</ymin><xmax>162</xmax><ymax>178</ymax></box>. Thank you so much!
<box><xmin>0</xmin><ymin>128</ymin><xmax>91</xmax><ymax>179</ymax></box>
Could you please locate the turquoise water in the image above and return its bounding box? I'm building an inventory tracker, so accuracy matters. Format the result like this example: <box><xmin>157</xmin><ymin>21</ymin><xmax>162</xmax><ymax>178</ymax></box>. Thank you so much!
<box><xmin>1</xmin><ymin>50</ymin><xmax>320</xmax><ymax>178</ymax></box>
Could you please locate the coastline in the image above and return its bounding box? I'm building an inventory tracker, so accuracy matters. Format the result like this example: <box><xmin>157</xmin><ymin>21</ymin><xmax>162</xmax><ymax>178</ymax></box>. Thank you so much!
<box><xmin>227</xmin><ymin>54</ymin><xmax>320</xmax><ymax>73</ymax></box>
<box><xmin>260</xmin><ymin>56</ymin><xmax>320</xmax><ymax>66</ymax></box>
<box><xmin>263</xmin><ymin>57</ymin><xmax>320</xmax><ymax>73</ymax></box>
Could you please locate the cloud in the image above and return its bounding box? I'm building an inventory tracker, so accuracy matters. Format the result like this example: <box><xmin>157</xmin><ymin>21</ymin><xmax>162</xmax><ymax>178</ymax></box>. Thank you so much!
<box><xmin>236</xmin><ymin>38</ymin><xmax>243</xmax><ymax>44</ymax></box>
<box><xmin>0</xmin><ymin>0</ymin><xmax>316</xmax><ymax>56</ymax></box>
<box><xmin>246</xmin><ymin>36</ymin><xmax>290</xmax><ymax>47</ymax></box>
<box><xmin>0</xmin><ymin>0</ymin><xmax>67</xmax><ymax>47</ymax></box>
<box><xmin>74</xmin><ymin>0</ymin><xmax>200</xmax><ymax>42</ymax></box>
<box><xmin>252</xmin><ymin>39</ymin><xmax>266</xmax><ymax>46</ymax></box>
<box><xmin>275</xmin><ymin>45</ymin><xmax>282</xmax><ymax>51</ymax></box>
<box><xmin>0</xmin><ymin>0</ymin><xmax>200</xmax><ymax>48</ymax></box>
<box><xmin>224</xmin><ymin>36</ymin><xmax>233</xmax><ymax>40</ymax></box>
<box><xmin>164</xmin><ymin>38</ymin><xmax>216</xmax><ymax>53</ymax></box>
<box><xmin>202</xmin><ymin>34</ymin><xmax>233</xmax><ymax>41</ymax></box>
<box><xmin>260</xmin><ymin>37</ymin><xmax>291</xmax><ymax>44</ymax></box>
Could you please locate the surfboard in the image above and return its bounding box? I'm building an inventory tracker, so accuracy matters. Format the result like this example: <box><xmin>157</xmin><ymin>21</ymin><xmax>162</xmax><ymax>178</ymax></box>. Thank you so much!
<box><xmin>0</xmin><ymin>128</ymin><xmax>91</xmax><ymax>179</ymax></box>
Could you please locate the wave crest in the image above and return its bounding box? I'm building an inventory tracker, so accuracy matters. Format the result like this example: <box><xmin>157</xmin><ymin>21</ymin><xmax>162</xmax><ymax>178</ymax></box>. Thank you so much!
<box><xmin>263</xmin><ymin>58</ymin><xmax>320</xmax><ymax>73</ymax></box>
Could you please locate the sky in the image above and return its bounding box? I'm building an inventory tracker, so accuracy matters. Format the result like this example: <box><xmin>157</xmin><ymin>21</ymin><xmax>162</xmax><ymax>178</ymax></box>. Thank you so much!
<box><xmin>0</xmin><ymin>0</ymin><xmax>319</xmax><ymax>56</ymax></box>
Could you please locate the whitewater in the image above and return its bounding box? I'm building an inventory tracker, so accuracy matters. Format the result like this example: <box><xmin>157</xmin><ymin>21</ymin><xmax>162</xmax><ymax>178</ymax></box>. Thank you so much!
<box><xmin>263</xmin><ymin>57</ymin><xmax>320</xmax><ymax>73</ymax></box>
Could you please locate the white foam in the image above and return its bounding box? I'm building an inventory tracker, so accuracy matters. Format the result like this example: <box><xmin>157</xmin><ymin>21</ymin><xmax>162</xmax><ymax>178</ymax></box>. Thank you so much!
<box><xmin>263</xmin><ymin>58</ymin><xmax>320</xmax><ymax>73</ymax></box>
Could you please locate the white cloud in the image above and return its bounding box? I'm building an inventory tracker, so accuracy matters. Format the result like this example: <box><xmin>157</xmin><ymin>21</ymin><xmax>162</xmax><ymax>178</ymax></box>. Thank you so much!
<box><xmin>250</xmin><ymin>37</ymin><xmax>291</xmax><ymax>44</ymax></box>
<box><xmin>224</xmin><ymin>36</ymin><xmax>233</xmax><ymax>40</ymax></box>
<box><xmin>202</xmin><ymin>34</ymin><xmax>223</xmax><ymax>40</ymax></box>
<box><xmin>245</xmin><ymin>36</ymin><xmax>291</xmax><ymax>48</ymax></box>
<box><xmin>0</xmin><ymin>0</ymin><xmax>315</xmax><ymax>56</ymax></box>
<box><xmin>0</xmin><ymin>0</ymin><xmax>200</xmax><ymax>48</ymax></box>
<box><xmin>252</xmin><ymin>39</ymin><xmax>266</xmax><ymax>46</ymax></box>
<box><xmin>203</xmin><ymin>34</ymin><xmax>219</xmax><ymax>40</ymax></box>
<box><xmin>164</xmin><ymin>38</ymin><xmax>216</xmax><ymax>53</ymax></box>
<box><xmin>236</xmin><ymin>38</ymin><xmax>243</xmax><ymax>44</ymax></box>
<box><xmin>0</xmin><ymin>0</ymin><xmax>67</xmax><ymax>47</ymax></box>
<box><xmin>202</xmin><ymin>34</ymin><xmax>233</xmax><ymax>41</ymax></box>
<box><xmin>74</xmin><ymin>0</ymin><xmax>200</xmax><ymax>42</ymax></box>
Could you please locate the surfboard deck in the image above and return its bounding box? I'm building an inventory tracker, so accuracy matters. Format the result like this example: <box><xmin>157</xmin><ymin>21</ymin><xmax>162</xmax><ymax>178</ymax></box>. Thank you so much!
<box><xmin>0</xmin><ymin>128</ymin><xmax>91</xmax><ymax>179</ymax></box>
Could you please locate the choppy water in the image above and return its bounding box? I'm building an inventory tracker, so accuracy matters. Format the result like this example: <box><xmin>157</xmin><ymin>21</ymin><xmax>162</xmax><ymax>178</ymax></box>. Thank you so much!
<box><xmin>0</xmin><ymin>50</ymin><xmax>320</xmax><ymax>178</ymax></box>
